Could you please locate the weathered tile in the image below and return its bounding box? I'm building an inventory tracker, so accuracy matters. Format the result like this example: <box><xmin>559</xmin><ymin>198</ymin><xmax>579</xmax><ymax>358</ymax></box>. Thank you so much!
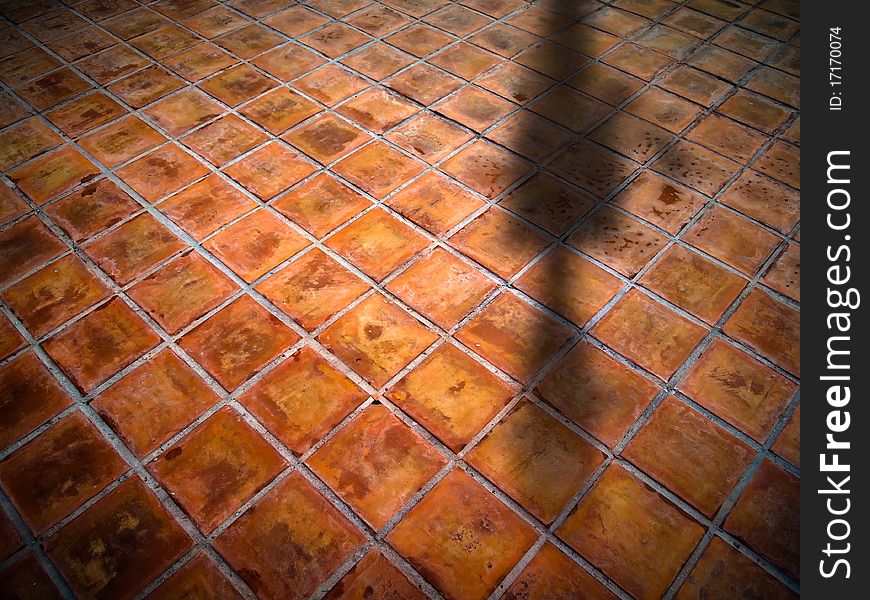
<box><xmin>724</xmin><ymin>288</ymin><xmax>800</xmax><ymax>376</ymax></box>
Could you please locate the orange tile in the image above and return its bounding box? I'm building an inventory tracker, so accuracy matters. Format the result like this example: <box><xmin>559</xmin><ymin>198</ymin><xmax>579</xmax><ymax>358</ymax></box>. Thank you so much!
<box><xmin>130</xmin><ymin>24</ymin><xmax>199</xmax><ymax>60</ymax></box>
<box><xmin>102</xmin><ymin>7</ymin><xmax>170</xmax><ymax>39</ymax></box>
<box><xmin>338</xmin><ymin>88</ymin><xmax>419</xmax><ymax>134</ymax></box>
<box><xmin>184</xmin><ymin>6</ymin><xmax>249</xmax><ymax>38</ymax></box>
<box><xmin>469</xmin><ymin>400</ymin><xmax>603</xmax><ymax>523</ymax></box>
<box><xmin>612</xmin><ymin>170</ymin><xmax>705</xmax><ymax>235</ymax></box>
<box><xmin>684</xmin><ymin>207</ymin><xmax>781</xmax><ymax>276</ymax></box>
<box><xmin>603</xmin><ymin>43</ymin><xmax>672</xmax><ymax>80</ymax></box>
<box><xmin>434</xmin><ymin>87</ymin><xmax>514</xmax><ymax>133</ymax></box>
<box><xmin>253</xmin><ymin>44</ymin><xmax>324</xmax><ymax>81</ymax></box>
<box><xmin>262</xmin><ymin>6</ymin><xmax>328</xmax><ymax>37</ymax></box>
<box><xmin>0</xmin><ymin>47</ymin><xmax>60</xmax><ymax>86</ymax></box>
<box><xmin>386</xmin><ymin>63</ymin><xmax>463</xmax><ymax>105</ymax></box>
<box><xmin>724</xmin><ymin>288</ymin><xmax>800</xmax><ymax>377</ymax></box>
<box><xmin>239</xmin><ymin>345</ymin><xmax>365</xmax><ymax>455</ymax></box>
<box><xmin>79</xmin><ymin>115</ymin><xmax>167</xmax><ymax>169</ymax></box>
<box><xmin>301</xmin><ymin>22</ymin><xmax>371</xmax><ymax>58</ymax></box>
<box><xmin>116</xmin><ymin>144</ymin><xmax>210</xmax><ymax>203</ymax></box>
<box><xmin>487</xmin><ymin>110</ymin><xmax>573</xmax><ymax>162</ymax></box>
<box><xmin>325</xmin><ymin>550</ymin><xmax>426</xmax><ymax>599</ymax></box>
<box><xmin>214</xmin><ymin>23</ymin><xmax>283</xmax><ymax>58</ymax></box>
<box><xmin>719</xmin><ymin>89</ymin><xmax>791</xmax><ymax>134</ymax></box>
<box><xmin>457</xmin><ymin>292</ymin><xmax>572</xmax><ymax>382</ymax></box>
<box><xmin>592</xmin><ymin>289</ymin><xmax>707</xmax><ymax>380</ymax></box>
<box><xmin>283</xmin><ymin>113</ymin><xmax>372</xmax><ymax>165</ymax></box>
<box><xmin>179</xmin><ymin>295</ymin><xmax>298</xmax><ymax>390</ymax></box>
<box><xmin>500</xmin><ymin>173</ymin><xmax>596</xmax><ymax>236</ymax></box>
<box><xmin>626</xmin><ymin>87</ymin><xmax>703</xmax><ymax>133</ymax></box>
<box><xmin>0</xmin><ymin>411</ymin><xmax>126</xmax><ymax>532</ymax></box>
<box><xmin>659</xmin><ymin>65</ymin><xmax>732</xmax><ymax>107</ymax></box>
<box><xmin>773</xmin><ymin>404</ymin><xmax>800</xmax><ymax>467</ymax></box>
<box><xmin>687</xmin><ymin>114</ymin><xmax>768</xmax><ymax>164</ymax></box>
<box><xmin>158</xmin><ymin>174</ymin><xmax>258</xmax><ymax>241</ymax></box>
<box><xmin>443</xmin><ymin>141</ymin><xmax>531</xmax><ymax>198</ymax></box>
<box><xmin>256</xmin><ymin>248</ymin><xmax>369</xmax><ymax>330</ymax></box>
<box><xmin>386</xmin><ymin>23</ymin><xmax>454</xmax><ymax>57</ymax></box>
<box><xmin>9</xmin><ymin>146</ymin><xmax>98</xmax><ymax>205</ymax></box>
<box><xmin>319</xmin><ymin>294</ymin><xmax>437</xmax><ymax>387</ymax></box>
<box><xmin>0</xmin><ymin>216</ymin><xmax>66</xmax><ymax>287</ymax></box>
<box><xmin>720</xmin><ymin>170</ymin><xmax>799</xmax><ymax>234</ymax></box>
<box><xmin>239</xmin><ymin>87</ymin><xmax>321</xmax><ymax>135</ymax></box>
<box><xmin>76</xmin><ymin>45</ymin><xmax>150</xmax><ymax>84</ymax></box>
<box><xmin>293</xmin><ymin>64</ymin><xmax>369</xmax><ymax>107</ymax></box>
<box><xmin>272</xmin><ymin>173</ymin><xmax>370</xmax><ymax>238</ymax></box>
<box><xmin>387</xmin><ymin>113</ymin><xmax>474</xmax><ymax>164</ymax></box>
<box><xmin>0</xmin><ymin>118</ymin><xmax>62</xmax><ymax>171</ymax></box>
<box><xmin>224</xmin><ymin>142</ymin><xmax>316</xmax><ymax>200</ymax></box>
<box><xmin>388</xmin><ymin>469</ymin><xmax>536</xmax><ymax>600</ymax></box>
<box><xmin>558</xmin><ymin>465</ymin><xmax>704</xmax><ymax>600</ymax></box>
<box><xmin>530</xmin><ymin>86</ymin><xmax>610</xmax><ymax>133</ymax></box>
<box><xmin>0</xmin><ymin>184</ymin><xmax>27</xmax><ymax>226</ymax></box>
<box><xmin>198</xmin><ymin>63</ymin><xmax>276</xmax><ymax>106</ymax></box>
<box><xmin>754</xmin><ymin>140</ymin><xmax>800</xmax><ymax>189</ymax></box>
<box><xmin>346</xmin><ymin>5</ymin><xmax>411</xmax><ymax>36</ymax></box>
<box><xmin>341</xmin><ymin>43</ymin><xmax>414</xmax><ymax>80</ymax></box>
<box><xmin>46</xmin><ymin>478</ymin><xmax>192</xmax><ymax>600</ymax></box>
<box><xmin>214</xmin><ymin>471</ymin><xmax>365</xmax><ymax>600</ymax></box>
<box><xmin>149</xmin><ymin>407</ymin><xmax>286</xmax><ymax>532</ymax></box>
<box><xmin>3</xmin><ymin>254</ymin><xmax>110</xmax><ymax>338</ymax></box>
<box><xmin>310</xmin><ymin>404</ymin><xmax>446</xmax><ymax>529</ymax></box>
<box><xmin>425</xmin><ymin>4</ymin><xmax>492</xmax><ymax>35</ymax></box>
<box><xmin>203</xmin><ymin>210</ymin><xmax>309</xmax><ymax>283</ymax></box>
<box><xmin>92</xmin><ymin>348</ymin><xmax>220</xmax><ymax>458</ymax></box>
<box><xmin>164</xmin><ymin>43</ymin><xmax>238</xmax><ymax>82</ymax></box>
<box><xmin>84</xmin><ymin>212</ymin><xmax>185</xmax><ymax>285</ymax></box>
<box><xmin>326</xmin><ymin>208</ymin><xmax>429</xmax><ymax>282</ymax></box>
<box><xmin>0</xmin><ymin>505</ymin><xmax>21</xmax><ymax>563</ymax></box>
<box><xmin>107</xmin><ymin>65</ymin><xmax>184</xmax><ymax>108</ymax></box>
<box><xmin>0</xmin><ymin>352</ymin><xmax>72</xmax><ymax>450</ymax></box>
<box><xmin>148</xmin><ymin>553</ymin><xmax>242</xmax><ymax>600</ymax></box>
<box><xmin>0</xmin><ymin>314</ymin><xmax>24</xmax><ymax>358</ymax></box>
<box><xmin>14</xmin><ymin>68</ymin><xmax>92</xmax><ymax>111</ymax></box>
<box><xmin>386</xmin><ymin>172</ymin><xmax>483</xmax><ymax>236</ymax></box>
<box><xmin>429</xmin><ymin>42</ymin><xmax>501</xmax><ymax>80</ymax></box>
<box><xmin>44</xmin><ymin>92</ymin><xmax>126</xmax><ymax>138</ymax></box>
<box><xmin>517</xmin><ymin>41</ymin><xmax>587</xmax><ymax>80</ymax></box>
<box><xmin>333</xmin><ymin>141</ymin><xmax>425</xmax><ymax>199</ymax></box>
<box><xmin>504</xmin><ymin>542</ymin><xmax>617</xmax><ymax>600</ymax></box>
<box><xmin>590</xmin><ymin>111</ymin><xmax>674</xmax><ymax>163</ymax></box>
<box><xmin>182</xmin><ymin>114</ymin><xmax>269</xmax><ymax>166</ymax></box>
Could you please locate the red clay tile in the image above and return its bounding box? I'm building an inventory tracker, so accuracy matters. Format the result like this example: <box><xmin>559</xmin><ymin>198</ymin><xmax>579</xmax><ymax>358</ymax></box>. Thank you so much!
<box><xmin>386</xmin><ymin>64</ymin><xmax>463</xmax><ymax>105</ymax></box>
<box><xmin>0</xmin><ymin>48</ymin><xmax>61</xmax><ymax>86</ymax></box>
<box><xmin>252</xmin><ymin>44</ymin><xmax>325</xmax><ymax>81</ymax></box>
<box><xmin>720</xmin><ymin>170</ymin><xmax>799</xmax><ymax>234</ymax></box>
<box><xmin>684</xmin><ymin>206</ymin><xmax>781</xmax><ymax>276</ymax></box>
<box><xmin>517</xmin><ymin>42</ymin><xmax>587</xmax><ymax>80</ymax></box>
<box><xmin>461</xmin><ymin>0</ymin><xmax>525</xmax><ymax>19</ymax></box>
<box><xmin>130</xmin><ymin>24</ymin><xmax>199</xmax><ymax>60</ymax></box>
<box><xmin>198</xmin><ymin>63</ymin><xmax>276</xmax><ymax>106</ymax></box>
<box><xmin>79</xmin><ymin>115</ymin><xmax>167</xmax><ymax>169</ymax></box>
<box><xmin>592</xmin><ymin>289</ymin><xmax>707</xmax><ymax>380</ymax></box>
<box><xmin>325</xmin><ymin>550</ymin><xmax>426</xmax><ymax>599</ymax></box>
<box><xmin>719</xmin><ymin>89</ymin><xmax>792</xmax><ymax>134</ymax></box>
<box><xmin>500</xmin><ymin>174</ymin><xmax>596</xmax><ymax>237</ymax></box>
<box><xmin>0</xmin><ymin>216</ymin><xmax>66</xmax><ymax>287</ymax></box>
<box><xmin>183</xmin><ymin>5</ymin><xmax>249</xmax><ymax>38</ymax></box>
<box><xmin>504</xmin><ymin>542</ymin><xmax>617</xmax><ymax>600</ymax></box>
<box><xmin>143</xmin><ymin>89</ymin><xmax>225</xmax><ymax>138</ymax></box>
<box><xmin>487</xmin><ymin>110</ymin><xmax>573</xmax><ymax>162</ymax></box>
<box><xmin>386</xmin><ymin>172</ymin><xmax>483</xmax><ymax>236</ymax></box>
<box><xmin>387</xmin><ymin>342</ymin><xmax>512</xmax><ymax>451</ymax></box>
<box><xmin>163</xmin><ymin>43</ymin><xmax>238</xmax><ymax>82</ymax></box>
<box><xmin>551</xmin><ymin>141</ymin><xmax>635</xmax><ymax>200</ymax></box>
<box><xmin>425</xmin><ymin>4</ymin><xmax>491</xmax><ymax>35</ymax></box>
<box><xmin>442</xmin><ymin>141</ymin><xmax>531</xmax><ymax>199</ymax></box>
<box><xmin>0</xmin><ymin>352</ymin><xmax>72</xmax><ymax>449</ymax></box>
<box><xmin>21</xmin><ymin>9</ymin><xmax>87</xmax><ymax>42</ymax></box>
<box><xmin>158</xmin><ymin>174</ymin><xmax>257</xmax><ymax>241</ymax></box>
<box><xmin>724</xmin><ymin>288</ymin><xmax>800</xmax><ymax>377</ymax></box>
<box><xmin>754</xmin><ymin>140</ymin><xmax>800</xmax><ymax>189</ymax></box>
<box><xmin>559</xmin><ymin>465</ymin><xmax>704</xmax><ymax>600</ymax></box>
<box><xmin>470</xmin><ymin>23</ymin><xmax>538</xmax><ymax>58</ymax></box>
<box><xmin>326</xmin><ymin>208</ymin><xmax>429</xmax><ymax>282</ymax></box>
<box><xmin>0</xmin><ymin>510</ymin><xmax>22</xmax><ymax>562</ymax></box>
<box><xmin>0</xmin><ymin>92</ymin><xmax>28</xmax><ymax>129</ymax></box>
<box><xmin>46</xmin><ymin>477</ymin><xmax>192</xmax><ymax>600</ymax></box>
<box><xmin>92</xmin><ymin>348</ymin><xmax>220</xmax><ymax>458</ymax></box>
<box><xmin>203</xmin><ymin>209</ymin><xmax>309</xmax><ymax>282</ymax></box>
<box><xmin>75</xmin><ymin>45</ymin><xmax>150</xmax><ymax>84</ymax></box>
<box><xmin>230</xmin><ymin>0</ymin><xmax>295</xmax><ymax>19</ymax></box>
<box><xmin>271</xmin><ymin>173</ymin><xmax>370</xmax><ymax>238</ymax></box>
<box><xmin>256</xmin><ymin>248</ymin><xmax>368</xmax><ymax>330</ymax></box>
<box><xmin>293</xmin><ymin>64</ymin><xmax>369</xmax><ymax>107</ymax></box>
<box><xmin>725</xmin><ymin>460</ymin><xmax>799</xmax><ymax>579</ymax></box>
<box><xmin>116</xmin><ymin>144</ymin><xmax>209</xmax><ymax>203</ymax></box>
<box><xmin>14</xmin><ymin>68</ymin><xmax>92</xmax><ymax>111</ymax></box>
<box><xmin>0</xmin><ymin>553</ymin><xmax>61</xmax><ymax>600</ymax></box>
<box><xmin>148</xmin><ymin>553</ymin><xmax>242</xmax><ymax>600</ymax></box>
<box><xmin>334</xmin><ymin>141</ymin><xmax>425</xmax><ymax>199</ymax></box>
<box><xmin>3</xmin><ymin>254</ymin><xmax>110</xmax><ymax>338</ymax></box>
<box><xmin>386</xmin><ymin>24</ymin><xmax>454</xmax><ymax>58</ymax></box>
<box><xmin>626</xmin><ymin>88</ymin><xmax>703</xmax><ymax>134</ymax></box>
<box><xmin>338</xmin><ymin>88</ymin><xmax>419</xmax><ymax>134</ymax></box>
<box><xmin>310</xmin><ymin>404</ymin><xmax>447</xmax><ymax>529</ymax></box>
<box><xmin>690</xmin><ymin>45</ymin><xmax>757</xmax><ymax>83</ymax></box>
<box><xmin>0</xmin><ymin>186</ymin><xmax>27</xmax><ymax>228</ymax></box>
<box><xmin>301</xmin><ymin>22</ymin><xmax>371</xmax><ymax>58</ymax></box>
<box><xmin>239</xmin><ymin>345</ymin><xmax>365</xmax><ymax>454</ymax></box>
<box><xmin>44</xmin><ymin>92</ymin><xmax>126</xmax><ymax>138</ymax></box>
<box><xmin>239</xmin><ymin>87</ymin><xmax>321</xmax><ymax>135</ymax></box>
<box><xmin>262</xmin><ymin>6</ymin><xmax>327</xmax><ymax>37</ymax></box>
<box><xmin>0</xmin><ymin>411</ymin><xmax>126</xmax><ymax>532</ymax></box>
<box><xmin>687</xmin><ymin>114</ymin><xmax>768</xmax><ymax>164</ymax></box>
<box><xmin>107</xmin><ymin>65</ymin><xmax>184</xmax><ymax>108</ymax></box>
<box><xmin>537</xmin><ymin>340</ymin><xmax>660</xmax><ymax>447</ymax></box>
<box><xmin>0</xmin><ymin>118</ymin><xmax>62</xmax><ymax>172</ymax></box>
<box><xmin>149</xmin><ymin>407</ymin><xmax>286</xmax><ymax>532</ymax></box>
<box><xmin>319</xmin><ymin>294</ymin><xmax>437</xmax><ymax>387</ymax></box>
<box><xmin>215</xmin><ymin>23</ymin><xmax>283</xmax><ymax>59</ymax></box>
<box><xmin>346</xmin><ymin>5</ymin><xmax>411</xmax><ymax>36</ymax></box>
<box><xmin>383</xmin><ymin>0</ymin><xmax>449</xmax><ymax>17</ymax></box>
<box><xmin>182</xmin><ymin>114</ymin><xmax>268</xmax><ymax>167</ymax></box>
<box><xmin>224</xmin><ymin>142</ymin><xmax>316</xmax><ymax>200</ymax></box>
<box><xmin>746</xmin><ymin>67</ymin><xmax>799</xmax><ymax>109</ymax></box>
<box><xmin>457</xmin><ymin>292</ymin><xmax>572</xmax><ymax>382</ymax></box>
<box><xmin>678</xmin><ymin>337</ymin><xmax>797</xmax><ymax>442</ymax></box>
<box><xmin>612</xmin><ymin>171</ymin><xmax>705</xmax><ymax>235</ymax></box>
<box><xmin>283</xmin><ymin>113</ymin><xmax>372</xmax><ymax>165</ymax></box>
<box><xmin>179</xmin><ymin>295</ymin><xmax>298</xmax><ymax>390</ymax></box>
<box><xmin>469</xmin><ymin>400</ymin><xmax>603</xmax><ymax>523</ymax></box>
<box><xmin>341</xmin><ymin>43</ymin><xmax>414</xmax><ymax>80</ymax></box>
<box><xmin>429</xmin><ymin>42</ymin><xmax>500</xmax><ymax>80</ymax></box>
<box><xmin>9</xmin><ymin>146</ymin><xmax>99</xmax><ymax>205</ymax></box>
<box><xmin>659</xmin><ymin>65</ymin><xmax>732</xmax><ymax>107</ymax></box>
<box><xmin>677</xmin><ymin>537</ymin><xmax>797</xmax><ymax>600</ymax></box>
<box><xmin>773</xmin><ymin>404</ymin><xmax>800</xmax><ymax>467</ymax></box>
<box><xmin>388</xmin><ymin>468</ymin><xmax>536</xmax><ymax>600</ymax></box>
<box><xmin>590</xmin><ymin>112</ymin><xmax>674</xmax><ymax>163</ymax></box>
<box><xmin>435</xmin><ymin>87</ymin><xmax>514</xmax><ymax>133</ymax></box>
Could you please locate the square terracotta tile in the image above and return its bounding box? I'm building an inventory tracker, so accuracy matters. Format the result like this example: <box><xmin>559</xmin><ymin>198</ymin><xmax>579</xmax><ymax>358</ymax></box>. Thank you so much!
<box><xmin>429</xmin><ymin>43</ymin><xmax>501</xmax><ymax>80</ymax></box>
<box><xmin>2</xmin><ymin>254</ymin><xmax>110</xmax><ymax>338</ymax></box>
<box><xmin>773</xmin><ymin>403</ymin><xmax>800</xmax><ymax>467</ymax></box>
<box><xmin>387</xmin><ymin>468</ymin><xmax>536</xmax><ymax>600</ymax></box>
<box><xmin>719</xmin><ymin>169</ymin><xmax>799</xmax><ymax>235</ymax></box>
<box><xmin>0</xmin><ymin>118</ymin><xmax>62</xmax><ymax>172</ymax></box>
<box><xmin>500</xmin><ymin>173</ymin><xmax>596</xmax><ymax>237</ymax></box>
<box><xmin>341</xmin><ymin>43</ymin><xmax>414</xmax><ymax>80</ymax></box>
<box><xmin>487</xmin><ymin>111</ymin><xmax>573</xmax><ymax>163</ymax></box>
<box><xmin>79</xmin><ymin>115</ymin><xmax>167</xmax><ymax>169</ymax></box>
<box><xmin>603</xmin><ymin>43</ymin><xmax>673</xmax><ymax>81</ymax></box>
<box><xmin>182</xmin><ymin>114</ymin><xmax>268</xmax><ymax>167</ymax></box>
<box><xmin>550</xmin><ymin>140</ymin><xmax>636</xmax><ymax>198</ymax></box>
<box><xmin>163</xmin><ymin>43</ymin><xmax>239</xmax><ymax>81</ymax></box>
<box><xmin>537</xmin><ymin>340</ymin><xmax>660</xmax><ymax>447</ymax></box>
<box><xmin>283</xmin><ymin>113</ymin><xmax>372</xmax><ymax>165</ymax></box>
<box><xmin>239</xmin><ymin>346</ymin><xmax>366</xmax><ymax>454</ymax></box>
<box><xmin>477</xmin><ymin>62</ymin><xmax>555</xmax><ymax>106</ymax></box>
<box><xmin>0</xmin><ymin>92</ymin><xmax>28</xmax><ymax>129</ymax></box>
<box><xmin>652</xmin><ymin>140</ymin><xmax>740</xmax><ymax>197</ymax></box>
<box><xmin>338</xmin><ymin>88</ymin><xmax>419</xmax><ymax>134</ymax></box>
<box><xmin>469</xmin><ymin>23</ymin><xmax>538</xmax><ymax>58</ymax></box>
<box><xmin>640</xmin><ymin>245</ymin><xmax>747</xmax><ymax>324</ymax></box>
<box><xmin>158</xmin><ymin>174</ymin><xmax>258</xmax><ymax>240</ymax></box>
<box><xmin>239</xmin><ymin>87</ymin><xmax>321</xmax><ymax>135</ymax></box>
<box><xmin>0</xmin><ymin>411</ymin><xmax>126</xmax><ymax>532</ymax></box>
<box><xmin>386</xmin><ymin>113</ymin><xmax>473</xmax><ymax>164</ymax></box>
<box><xmin>326</xmin><ymin>208</ymin><xmax>429</xmax><ymax>281</ymax></box>
<box><xmin>517</xmin><ymin>246</ymin><xmax>622</xmax><ymax>327</ymax></box>
<box><xmin>516</xmin><ymin>42</ymin><xmax>588</xmax><ymax>80</ymax></box>
<box><xmin>612</xmin><ymin>170</ymin><xmax>705</xmax><ymax>235</ymax></box>
<box><xmin>635</xmin><ymin>25</ymin><xmax>699</xmax><ymax>60</ymax></box>
<box><xmin>183</xmin><ymin>6</ymin><xmax>249</xmax><ymax>38</ymax></box>
<box><xmin>14</xmin><ymin>68</ymin><xmax>92</xmax><ymax>111</ymax></box>
<box><xmin>203</xmin><ymin>210</ymin><xmax>309</xmax><ymax>283</ymax></box>
<box><xmin>44</xmin><ymin>92</ymin><xmax>126</xmax><ymax>138</ymax></box>
<box><xmin>262</xmin><ymin>6</ymin><xmax>327</xmax><ymax>37</ymax></box>
<box><xmin>762</xmin><ymin>243</ymin><xmax>800</xmax><ymax>301</ymax></box>
<box><xmin>0</xmin><ymin>216</ymin><xmax>66</xmax><ymax>287</ymax></box>
<box><xmin>590</xmin><ymin>112</ymin><xmax>674</xmax><ymax>163</ymax></box>
<box><xmin>8</xmin><ymin>146</ymin><xmax>100</xmax><ymax>205</ymax></box>
<box><xmin>346</xmin><ymin>4</ymin><xmax>411</xmax><ymax>36</ymax></box>
<box><xmin>292</xmin><ymin>64</ymin><xmax>369</xmax><ymax>107</ymax></box>
<box><xmin>0</xmin><ymin>47</ymin><xmax>61</xmax><ymax>86</ymax></box>
<box><xmin>333</xmin><ymin>141</ymin><xmax>425</xmax><ymax>199</ymax></box>
<box><xmin>659</xmin><ymin>65</ymin><xmax>732</xmax><ymax>107</ymax></box>
<box><xmin>215</xmin><ymin>24</ymin><xmax>283</xmax><ymax>59</ymax></box>
<box><xmin>677</xmin><ymin>537</ymin><xmax>797</xmax><ymax>600</ymax></box>
<box><xmin>719</xmin><ymin>89</ymin><xmax>792</xmax><ymax>134</ymax></box>
<box><xmin>434</xmin><ymin>87</ymin><xmax>514</xmax><ymax>133</ymax></box>
<box><xmin>551</xmin><ymin>23</ymin><xmax>620</xmax><ymax>57</ymax></box>
<box><xmin>592</xmin><ymin>289</ymin><xmax>707</xmax><ymax>380</ymax></box>
<box><xmin>558</xmin><ymin>465</ymin><xmax>703</xmax><ymax>600</ymax></box>
<box><xmin>319</xmin><ymin>294</ymin><xmax>437</xmax><ymax>387</ymax></box>
<box><xmin>301</xmin><ymin>22</ymin><xmax>371</xmax><ymax>58</ymax></box>
<box><xmin>271</xmin><ymin>173</ymin><xmax>370</xmax><ymax>238</ymax></box>
<box><xmin>309</xmin><ymin>404</ymin><xmax>446</xmax><ymax>529</ymax></box>
<box><xmin>231</xmin><ymin>0</ymin><xmax>297</xmax><ymax>18</ymax></box>
<box><xmin>746</xmin><ymin>67</ymin><xmax>799</xmax><ymax>109</ymax></box>
<box><xmin>75</xmin><ymin>45</ymin><xmax>149</xmax><ymax>85</ymax></box>
<box><xmin>528</xmin><ymin>86</ymin><xmax>610</xmax><ymax>135</ymax></box>
<box><xmin>214</xmin><ymin>472</ymin><xmax>364</xmax><ymax>600</ymax></box>
<box><xmin>224</xmin><ymin>142</ymin><xmax>317</xmax><ymax>200</ymax></box>
<box><xmin>92</xmin><ymin>348</ymin><xmax>220</xmax><ymax>458</ymax></box>
<box><xmin>386</xmin><ymin>23</ymin><xmax>454</xmax><ymax>57</ymax></box>
<box><xmin>84</xmin><ymin>212</ymin><xmax>185</xmax><ymax>285</ymax></box>
<box><xmin>256</xmin><ymin>248</ymin><xmax>369</xmax><ymax>330</ymax></box>
<box><xmin>325</xmin><ymin>550</ymin><xmax>426</xmax><ymax>600</ymax></box>
<box><xmin>116</xmin><ymin>144</ymin><xmax>210</xmax><ymax>203</ymax></box>
<box><xmin>505</xmin><ymin>542</ymin><xmax>617</xmax><ymax>600</ymax></box>
<box><xmin>724</xmin><ymin>288</ymin><xmax>800</xmax><ymax>377</ymax></box>
<box><xmin>179</xmin><ymin>295</ymin><xmax>299</xmax><ymax>390</ymax></box>
<box><xmin>46</xmin><ymin>478</ymin><xmax>191</xmax><ymax>600</ymax></box>
<box><xmin>0</xmin><ymin>185</ymin><xmax>27</xmax><ymax>226</ymax></box>
<box><xmin>383</xmin><ymin>0</ymin><xmax>450</xmax><ymax>17</ymax></box>
<box><xmin>457</xmin><ymin>292</ymin><xmax>572</xmax><ymax>382</ymax></box>
<box><xmin>0</xmin><ymin>321</ymin><xmax>24</xmax><ymax>367</ymax></box>
<box><xmin>725</xmin><ymin>460</ymin><xmax>799</xmax><ymax>579</ymax></box>
<box><xmin>687</xmin><ymin>114</ymin><xmax>768</xmax><ymax>164</ymax></box>
<box><xmin>128</xmin><ymin>251</ymin><xmax>236</xmax><ymax>334</ymax></box>
<box><xmin>130</xmin><ymin>25</ymin><xmax>199</xmax><ymax>60</ymax></box>
<box><xmin>684</xmin><ymin>206</ymin><xmax>781</xmax><ymax>275</ymax></box>
<box><xmin>252</xmin><ymin>44</ymin><xmax>325</xmax><ymax>81</ymax></box>
<box><xmin>468</xmin><ymin>400</ymin><xmax>603</xmax><ymax>523</ymax></box>
<box><xmin>102</xmin><ymin>8</ymin><xmax>170</xmax><ymax>39</ymax></box>
<box><xmin>678</xmin><ymin>337</ymin><xmax>797</xmax><ymax>442</ymax></box>
<box><xmin>442</xmin><ymin>140</ymin><xmax>531</xmax><ymax>198</ymax></box>
<box><xmin>385</xmin><ymin>172</ymin><xmax>483</xmax><ymax>236</ymax></box>
<box><xmin>425</xmin><ymin>4</ymin><xmax>492</xmax><ymax>35</ymax></box>
<box><xmin>148</xmin><ymin>553</ymin><xmax>242</xmax><ymax>600</ymax></box>
<box><xmin>626</xmin><ymin>88</ymin><xmax>703</xmax><ymax>134</ymax></box>
<box><xmin>149</xmin><ymin>407</ymin><xmax>286</xmax><ymax>532</ymax></box>
<box><xmin>664</xmin><ymin>7</ymin><xmax>726</xmax><ymax>37</ymax></box>
<box><xmin>690</xmin><ymin>45</ymin><xmax>757</xmax><ymax>82</ymax></box>
<box><xmin>624</xmin><ymin>395</ymin><xmax>755</xmax><ymax>517</ymax></box>
<box><xmin>198</xmin><ymin>63</ymin><xmax>276</xmax><ymax>106</ymax></box>
<box><xmin>754</xmin><ymin>140</ymin><xmax>799</xmax><ymax>189</ymax></box>
<box><xmin>107</xmin><ymin>65</ymin><xmax>184</xmax><ymax>108</ymax></box>
<box><xmin>386</xmin><ymin>63</ymin><xmax>463</xmax><ymax>105</ymax></box>
<box><xmin>567</xmin><ymin>206</ymin><xmax>667</xmax><ymax>277</ymax></box>
<box><xmin>387</xmin><ymin>248</ymin><xmax>495</xmax><ymax>329</ymax></box>
<box><xmin>386</xmin><ymin>342</ymin><xmax>512</xmax><ymax>451</ymax></box>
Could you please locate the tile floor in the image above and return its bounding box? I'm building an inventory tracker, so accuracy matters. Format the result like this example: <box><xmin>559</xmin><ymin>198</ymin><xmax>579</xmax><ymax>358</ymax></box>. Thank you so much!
<box><xmin>0</xmin><ymin>0</ymin><xmax>799</xmax><ymax>598</ymax></box>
